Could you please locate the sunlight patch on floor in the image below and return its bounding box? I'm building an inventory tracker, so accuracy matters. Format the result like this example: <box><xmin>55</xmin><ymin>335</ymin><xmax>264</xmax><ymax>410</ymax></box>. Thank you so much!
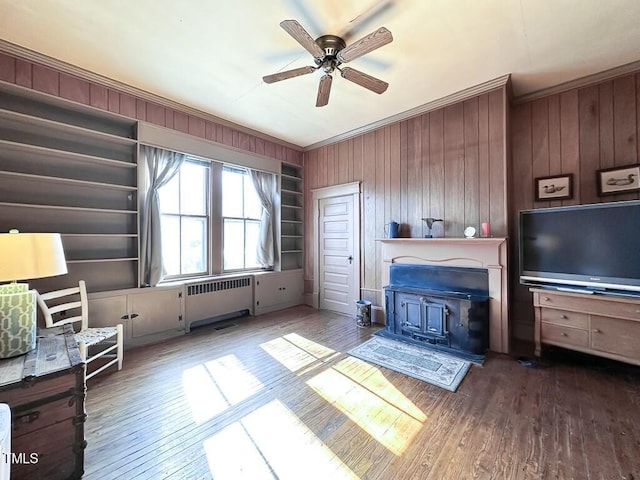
<box><xmin>307</xmin><ymin>361</ymin><xmax>424</xmax><ymax>455</ymax></box>
<box><xmin>204</xmin><ymin>354</ymin><xmax>264</xmax><ymax>405</ymax></box>
<box><xmin>204</xmin><ymin>399</ymin><xmax>358</xmax><ymax>480</ymax></box>
<box><xmin>260</xmin><ymin>334</ymin><xmax>335</xmax><ymax>374</ymax></box>
<box><xmin>283</xmin><ymin>332</ymin><xmax>336</xmax><ymax>359</ymax></box>
<box><xmin>182</xmin><ymin>354</ymin><xmax>263</xmax><ymax>424</ymax></box>
<box><xmin>333</xmin><ymin>356</ymin><xmax>426</xmax><ymax>421</ymax></box>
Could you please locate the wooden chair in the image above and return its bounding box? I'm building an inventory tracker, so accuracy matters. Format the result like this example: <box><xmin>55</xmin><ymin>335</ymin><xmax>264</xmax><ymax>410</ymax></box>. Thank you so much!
<box><xmin>37</xmin><ymin>280</ymin><xmax>123</xmax><ymax>380</ymax></box>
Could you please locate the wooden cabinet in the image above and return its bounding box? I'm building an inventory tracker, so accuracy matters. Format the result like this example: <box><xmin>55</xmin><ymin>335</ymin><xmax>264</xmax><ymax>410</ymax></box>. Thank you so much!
<box><xmin>280</xmin><ymin>163</ymin><xmax>303</xmax><ymax>271</ymax></box>
<box><xmin>0</xmin><ymin>325</ymin><xmax>86</xmax><ymax>479</ymax></box>
<box><xmin>254</xmin><ymin>270</ymin><xmax>303</xmax><ymax>315</ymax></box>
<box><xmin>0</xmin><ymin>81</ymin><xmax>139</xmax><ymax>294</ymax></box>
<box><xmin>88</xmin><ymin>286</ymin><xmax>184</xmax><ymax>347</ymax></box>
<box><xmin>532</xmin><ymin>288</ymin><xmax>640</xmax><ymax>366</ymax></box>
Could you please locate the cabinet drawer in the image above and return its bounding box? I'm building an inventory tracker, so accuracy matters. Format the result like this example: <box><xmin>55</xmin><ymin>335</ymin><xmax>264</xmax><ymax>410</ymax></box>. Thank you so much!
<box><xmin>591</xmin><ymin>316</ymin><xmax>640</xmax><ymax>361</ymax></box>
<box><xmin>540</xmin><ymin>309</ymin><xmax>588</xmax><ymax>329</ymax></box>
<box><xmin>537</xmin><ymin>292</ymin><xmax>640</xmax><ymax>321</ymax></box>
<box><xmin>541</xmin><ymin>324</ymin><xmax>589</xmax><ymax>348</ymax></box>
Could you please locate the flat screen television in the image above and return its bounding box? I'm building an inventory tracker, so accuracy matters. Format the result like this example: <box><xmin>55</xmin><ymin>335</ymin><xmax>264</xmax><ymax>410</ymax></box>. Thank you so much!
<box><xmin>519</xmin><ymin>200</ymin><xmax>640</xmax><ymax>295</ymax></box>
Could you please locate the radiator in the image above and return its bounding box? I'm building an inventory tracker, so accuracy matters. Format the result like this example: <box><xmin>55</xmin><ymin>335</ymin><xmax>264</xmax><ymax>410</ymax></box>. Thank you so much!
<box><xmin>184</xmin><ymin>276</ymin><xmax>253</xmax><ymax>332</ymax></box>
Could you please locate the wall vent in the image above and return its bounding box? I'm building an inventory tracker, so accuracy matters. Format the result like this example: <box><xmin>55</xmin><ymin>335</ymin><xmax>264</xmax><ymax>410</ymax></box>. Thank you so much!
<box><xmin>184</xmin><ymin>275</ymin><xmax>254</xmax><ymax>332</ymax></box>
<box><xmin>187</xmin><ymin>277</ymin><xmax>252</xmax><ymax>296</ymax></box>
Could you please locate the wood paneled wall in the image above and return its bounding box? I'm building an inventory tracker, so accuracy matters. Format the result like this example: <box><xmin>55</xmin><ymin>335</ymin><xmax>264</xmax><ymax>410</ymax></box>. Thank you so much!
<box><xmin>303</xmin><ymin>87</ymin><xmax>509</xmax><ymax>304</ymax></box>
<box><xmin>0</xmin><ymin>52</ymin><xmax>302</xmax><ymax>165</ymax></box>
<box><xmin>510</xmin><ymin>72</ymin><xmax>640</xmax><ymax>339</ymax></box>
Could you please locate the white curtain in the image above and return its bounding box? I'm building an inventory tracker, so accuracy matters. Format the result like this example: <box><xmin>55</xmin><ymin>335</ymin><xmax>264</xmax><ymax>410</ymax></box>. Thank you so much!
<box><xmin>249</xmin><ymin>169</ymin><xmax>276</xmax><ymax>268</ymax></box>
<box><xmin>140</xmin><ymin>145</ymin><xmax>185</xmax><ymax>286</ymax></box>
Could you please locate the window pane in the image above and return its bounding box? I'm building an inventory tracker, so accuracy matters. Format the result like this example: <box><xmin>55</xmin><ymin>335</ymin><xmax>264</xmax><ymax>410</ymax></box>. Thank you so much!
<box><xmin>181</xmin><ymin>217</ymin><xmax>207</xmax><ymax>274</ymax></box>
<box><xmin>161</xmin><ymin>215</ymin><xmax>180</xmax><ymax>276</ymax></box>
<box><xmin>245</xmin><ymin>220</ymin><xmax>261</xmax><ymax>269</ymax></box>
<box><xmin>244</xmin><ymin>177</ymin><xmax>264</xmax><ymax>220</ymax></box>
<box><xmin>223</xmin><ymin>219</ymin><xmax>245</xmax><ymax>270</ymax></box>
<box><xmin>181</xmin><ymin>162</ymin><xmax>208</xmax><ymax>215</ymax></box>
<box><xmin>222</xmin><ymin>168</ymin><xmax>244</xmax><ymax>218</ymax></box>
<box><xmin>159</xmin><ymin>175</ymin><xmax>180</xmax><ymax>214</ymax></box>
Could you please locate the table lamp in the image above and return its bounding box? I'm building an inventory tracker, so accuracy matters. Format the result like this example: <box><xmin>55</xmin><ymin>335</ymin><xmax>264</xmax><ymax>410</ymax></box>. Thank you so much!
<box><xmin>0</xmin><ymin>229</ymin><xmax>68</xmax><ymax>358</ymax></box>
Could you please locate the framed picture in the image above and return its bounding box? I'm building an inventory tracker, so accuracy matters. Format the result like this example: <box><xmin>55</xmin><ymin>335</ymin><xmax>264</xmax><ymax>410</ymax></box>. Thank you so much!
<box><xmin>535</xmin><ymin>174</ymin><xmax>573</xmax><ymax>201</ymax></box>
<box><xmin>597</xmin><ymin>164</ymin><xmax>640</xmax><ymax>196</ymax></box>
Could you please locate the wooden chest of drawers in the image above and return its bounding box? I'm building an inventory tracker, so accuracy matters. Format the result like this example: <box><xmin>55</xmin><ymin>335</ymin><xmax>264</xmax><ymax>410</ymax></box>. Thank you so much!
<box><xmin>0</xmin><ymin>325</ymin><xmax>86</xmax><ymax>479</ymax></box>
<box><xmin>532</xmin><ymin>288</ymin><xmax>640</xmax><ymax>366</ymax></box>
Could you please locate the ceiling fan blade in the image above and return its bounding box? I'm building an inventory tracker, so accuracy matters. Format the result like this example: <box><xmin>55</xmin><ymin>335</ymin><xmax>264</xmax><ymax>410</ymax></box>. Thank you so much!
<box><xmin>280</xmin><ymin>19</ymin><xmax>325</xmax><ymax>59</ymax></box>
<box><xmin>316</xmin><ymin>74</ymin><xmax>332</xmax><ymax>107</ymax></box>
<box><xmin>263</xmin><ymin>66</ymin><xmax>317</xmax><ymax>84</ymax></box>
<box><xmin>340</xmin><ymin>67</ymin><xmax>388</xmax><ymax>94</ymax></box>
<box><xmin>336</xmin><ymin>27</ymin><xmax>393</xmax><ymax>63</ymax></box>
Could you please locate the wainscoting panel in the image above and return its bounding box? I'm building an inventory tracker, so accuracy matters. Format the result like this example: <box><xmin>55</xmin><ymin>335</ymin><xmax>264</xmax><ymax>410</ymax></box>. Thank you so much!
<box><xmin>509</xmin><ymin>71</ymin><xmax>640</xmax><ymax>340</ymax></box>
<box><xmin>303</xmin><ymin>86</ymin><xmax>509</xmax><ymax>305</ymax></box>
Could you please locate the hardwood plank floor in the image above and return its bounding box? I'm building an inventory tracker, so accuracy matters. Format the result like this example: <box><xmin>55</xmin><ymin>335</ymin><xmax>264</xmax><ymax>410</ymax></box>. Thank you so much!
<box><xmin>83</xmin><ymin>306</ymin><xmax>640</xmax><ymax>479</ymax></box>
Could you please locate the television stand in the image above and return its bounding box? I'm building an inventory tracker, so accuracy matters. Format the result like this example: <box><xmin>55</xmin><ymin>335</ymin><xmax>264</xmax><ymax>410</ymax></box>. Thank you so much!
<box><xmin>531</xmin><ymin>287</ymin><xmax>640</xmax><ymax>366</ymax></box>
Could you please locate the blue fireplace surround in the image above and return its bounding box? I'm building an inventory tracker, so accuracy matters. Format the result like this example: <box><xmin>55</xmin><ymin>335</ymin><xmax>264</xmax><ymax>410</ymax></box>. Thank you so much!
<box><xmin>380</xmin><ymin>263</ymin><xmax>490</xmax><ymax>361</ymax></box>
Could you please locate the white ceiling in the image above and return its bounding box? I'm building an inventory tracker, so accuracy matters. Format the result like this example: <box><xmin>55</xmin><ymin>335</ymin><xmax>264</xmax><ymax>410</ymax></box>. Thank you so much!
<box><xmin>2</xmin><ymin>0</ymin><xmax>640</xmax><ymax>148</ymax></box>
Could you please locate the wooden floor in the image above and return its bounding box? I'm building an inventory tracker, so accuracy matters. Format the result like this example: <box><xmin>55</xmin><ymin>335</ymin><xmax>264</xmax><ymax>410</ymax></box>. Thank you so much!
<box><xmin>83</xmin><ymin>306</ymin><xmax>640</xmax><ymax>480</ymax></box>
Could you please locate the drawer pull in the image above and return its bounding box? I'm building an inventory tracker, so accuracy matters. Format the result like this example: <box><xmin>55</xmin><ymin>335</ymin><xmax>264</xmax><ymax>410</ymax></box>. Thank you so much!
<box><xmin>560</xmin><ymin>314</ymin><xmax>568</xmax><ymax>319</ymax></box>
<box><xmin>544</xmin><ymin>297</ymin><xmax>550</xmax><ymax>301</ymax></box>
<box><xmin>561</xmin><ymin>332</ymin><xmax>568</xmax><ymax>337</ymax></box>
<box><xmin>15</xmin><ymin>411</ymin><xmax>40</xmax><ymax>424</ymax></box>
<box><xmin>593</xmin><ymin>329</ymin><xmax>601</xmax><ymax>333</ymax></box>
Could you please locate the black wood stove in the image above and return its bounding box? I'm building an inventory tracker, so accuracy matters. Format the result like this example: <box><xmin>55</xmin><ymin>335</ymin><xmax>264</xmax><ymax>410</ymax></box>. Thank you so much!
<box><xmin>382</xmin><ymin>263</ymin><xmax>490</xmax><ymax>361</ymax></box>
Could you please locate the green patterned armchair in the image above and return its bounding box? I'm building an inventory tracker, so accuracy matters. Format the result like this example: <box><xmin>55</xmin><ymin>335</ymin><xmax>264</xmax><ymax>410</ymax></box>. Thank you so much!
<box><xmin>0</xmin><ymin>283</ymin><xmax>37</xmax><ymax>358</ymax></box>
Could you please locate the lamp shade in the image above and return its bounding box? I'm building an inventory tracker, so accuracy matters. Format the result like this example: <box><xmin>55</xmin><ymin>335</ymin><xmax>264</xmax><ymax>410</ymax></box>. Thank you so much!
<box><xmin>0</xmin><ymin>232</ymin><xmax>68</xmax><ymax>282</ymax></box>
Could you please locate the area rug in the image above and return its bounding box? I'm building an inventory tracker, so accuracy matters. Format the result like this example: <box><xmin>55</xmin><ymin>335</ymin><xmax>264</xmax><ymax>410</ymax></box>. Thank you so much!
<box><xmin>348</xmin><ymin>336</ymin><xmax>471</xmax><ymax>392</ymax></box>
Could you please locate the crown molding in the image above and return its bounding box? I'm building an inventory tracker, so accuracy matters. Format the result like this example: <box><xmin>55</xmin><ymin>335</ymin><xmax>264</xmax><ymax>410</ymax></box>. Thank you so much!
<box><xmin>303</xmin><ymin>74</ymin><xmax>511</xmax><ymax>151</ymax></box>
<box><xmin>0</xmin><ymin>40</ymin><xmax>303</xmax><ymax>151</ymax></box>
<box><xmin>512</xmin><ymin>59</ymin><xmax>640</xmax><ymax>105</ymax></box>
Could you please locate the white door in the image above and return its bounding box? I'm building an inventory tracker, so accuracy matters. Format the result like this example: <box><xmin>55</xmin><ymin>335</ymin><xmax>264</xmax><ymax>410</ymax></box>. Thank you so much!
<box><xmin>318</xmin><ymin>195</ymin><xmax>357</xmax><ymax>315</ymax></box>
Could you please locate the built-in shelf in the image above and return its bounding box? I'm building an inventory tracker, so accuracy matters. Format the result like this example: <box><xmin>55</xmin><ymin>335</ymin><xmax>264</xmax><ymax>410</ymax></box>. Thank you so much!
<box><xmin>0</xmin><ymin>202</ymin><xmax>136</xmax><ymax>215</ymax></box>
<box><xmin>0</xmin><ymin>170</ymin><xmax>137</xmax><ymax>191</ymax></box>
<box><xmin>62</xmin><ymin>233</ymin><xmax>138</xmax><ymax>237</ymax></box>
<box><xmin>0</xmin><ymin>80</ymin><xmax>140</xmax><ymax>292</ymax></box>
<box><xmin>280</xmin><ymin>163</ymin><xmax>303</xmax><ymax>271</ymax></box>
<box><xmin>0</xmin><ymin>139</ymin><xmax>137</xmax><ymax>169</ymax></box>
<box><xmin>67</xmin><ymin>258</ymin><xmax>139</xmax><ymax>264</ymax></box>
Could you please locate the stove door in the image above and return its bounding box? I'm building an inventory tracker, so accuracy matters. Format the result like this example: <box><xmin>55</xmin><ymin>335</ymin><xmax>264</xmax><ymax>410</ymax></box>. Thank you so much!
<box><xmin>396</xmin><ymin>292</ymin><xmax>424</xmax><ymax>334</ymax></box>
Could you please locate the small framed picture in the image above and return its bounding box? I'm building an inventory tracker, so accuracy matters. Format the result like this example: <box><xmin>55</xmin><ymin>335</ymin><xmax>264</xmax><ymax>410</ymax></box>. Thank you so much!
<box><xmin>597</xmin><ymin>164</ymin><xmax>640</xmax><ymax>196</ymax></box>
<box><xmin>535</xmin><ymin>174</ymin><xmax>573</xmax><ymax>201</ymax></box>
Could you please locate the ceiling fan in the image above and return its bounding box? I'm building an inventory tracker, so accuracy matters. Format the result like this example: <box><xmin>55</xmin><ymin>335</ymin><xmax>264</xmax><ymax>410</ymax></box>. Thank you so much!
<box><xmin>263</xmin><ymin>19</ymin><xmax>393</xmax><ymax>107</ymax></box>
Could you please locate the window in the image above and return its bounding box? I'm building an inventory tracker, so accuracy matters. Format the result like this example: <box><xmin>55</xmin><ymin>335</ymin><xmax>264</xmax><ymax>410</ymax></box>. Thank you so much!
<box><xmin>222</xmin><ymin>166</ymin><xmax>262</xmax><ymax>271</ymax></box>
<box><xmin>158</xmin><ymin>159</ymin><xmax>209</xmax><ymax>277</ymax></box>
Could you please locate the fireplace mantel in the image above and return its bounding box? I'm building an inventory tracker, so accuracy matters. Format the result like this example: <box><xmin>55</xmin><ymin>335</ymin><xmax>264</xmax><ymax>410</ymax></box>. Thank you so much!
<box><xmin>378</xmin><ymin>238</ymin><xmax>509</xmax><ymax>353</ymax></box>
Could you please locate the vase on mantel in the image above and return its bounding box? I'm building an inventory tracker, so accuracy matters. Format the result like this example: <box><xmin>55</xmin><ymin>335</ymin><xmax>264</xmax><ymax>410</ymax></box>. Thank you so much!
<box><xmin>422</xmin><ymin>218</ymin><xmax>444</xmax><ymax>238</ymax></box>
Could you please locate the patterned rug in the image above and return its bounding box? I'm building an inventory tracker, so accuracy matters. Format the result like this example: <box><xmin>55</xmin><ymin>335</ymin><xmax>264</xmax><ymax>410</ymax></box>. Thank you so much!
<box><xmin>348</xmin><ymin>336</ymin><xmax>471</xmax><ymax>392</ymax></box>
